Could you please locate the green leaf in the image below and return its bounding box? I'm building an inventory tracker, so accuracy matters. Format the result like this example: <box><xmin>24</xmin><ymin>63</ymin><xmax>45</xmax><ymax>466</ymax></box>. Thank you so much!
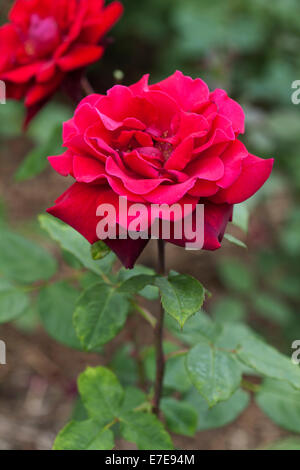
<box><xmin>224</xmin><ymin>233</ymin><xmax>247</xmax><ymax>249</ymax></box>
<box><xmin>14</xmin><ymin>125</ymin><xmax>64</xmax><ymax>182</ymax></box>
<box><xmin>14</xmin><ymin>147</ymin><xmax>48</xmax><ymax>182</ymax></box>
<box><xmin>118</xmin><ymin>265</ymin><xmax>159</xmax><ymax>300</ymax></box>
<box><xmin>13</xmin><ymin>306</ymin><xmax>39</xmax><ymax>333</ymax></box>
<box><xmin>73</xmin><ymin>282</ymin><xmax>129</xmax><ymax>351</ymax></box>
<box><xmin>79</xmin><ymin>272</ymin><xmax>100</xmax><ymax>290</ymax></box>
<box><xmin>217</xmin><ymin>258</ymin><xmax>255</xmax><ymax>293</ymax></box>
<box><xmin>232</xmin><ymin>204</ymin><xmax>249</xmax><ymax>233</ymax></box>
<box><xmin>212</xmin><ymin>297</ymin><xmax>247</xmax><ymax>323</ymax></box>
<box><xmin>39</xmin><ymin>215</ymin><xmax>115</xmax><ymax>276</ymax></box>
<box><xmin>53</xmin><ymin>420</ymin><xmax>114</xmax><ymax>450</ymax></box>
<box><xmin>155</xmin><ymin>272</ymin><xmax>205</xmax><ymax>327</ymax></box>
<box><xmin>163</xmin><ymin>354</ymin><xmax>192</xmax><ymax>393</ymax></box>
<box><xmin>0</xmin><ymin>228</ymin><xmax>57</xmax><ymax>284</ymax></box>
<box><xmin>110</xmin><ymin>344</ymin><xmax>138</xmax><ymax>387</ymax></box>
<box><xmin>120</xmin><ymin>387</ymin><xmax>147</xmax><ymax>413</ymax></box>
<box><xmin>143</xmin><ymin>343</ymin><xmax>191</xmax><ymax>393</ymax></box>
<box><xmin>161</xmin><ymin>398</ymin><xmax>198</xmax><ymax>436</ymax></box>
<box><xmin>253</xmin><ymin>293</ymin><xmax>294</xmax><ymax>326</ymax></box>
<box><xmin>186</xmin><ymin>388</ymin><xmax>250</xmax><ymax>431</ymax></box>
<box><xmin>78</xmin><ymin>366</ymin><xmax>124</xmax><ymax>426</ymax></box>
<box><xmin>0</xmin><ymin>101</ymin><xmax>23</xmax><ymax>137</ymax></box>
<box><xmin>236</xmin><ymin>335</ymin><xmax>300</xmax><ymax>389</ymax></box>
<box><xmin>27</xmin><ymin>102</ymin><xmax>72</xmax><ymax>144</ymax></box>
<box><xmin>256</xmin><ymin>379</ymin><xmax>300</xmax><ymax>433</ymax></box>
<box><xmin>91</xmin><ymin>241</ymin><xmax>111</xmax><ymax>260</ymax></box>
<box><xmin>120</xmin><ymin>411</ymin><xmax>173</xmax><ymax>450</ymax></box>
<box><xmin>0</xmin><ymin>278</ymin><xmax>30</xmax><ymax>323</ymax></box>
<box><xmin>118</xmin><ymin>274</ymin><xmax>156</xmax><ymax>296</ymax></box>
<box><xmin>166</xmin><ymin>310</ymin><xmax>222</xmax><ymax>346</ymax></box>
<box><xmin>71</xmin><ymin>397</ymin><xmax>88</xmax><ymax>422</ymax></box>
<box><xmin>38</xmin><ymin>282</ymin><xmax>82</xmax><ymax>350</ymax></box>
<box><xmin>186</xmin><ymin>339</ymin><xmax>242</xmax><ymax>406</ymax></box>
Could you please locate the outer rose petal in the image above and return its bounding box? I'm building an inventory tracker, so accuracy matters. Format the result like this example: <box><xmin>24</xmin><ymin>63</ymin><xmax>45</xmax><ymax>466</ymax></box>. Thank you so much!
<box><xmin>211</xmin><ymin>154</ymin><xmax>274</xmax><ymax>204</ymax></box>
<box><xmin>166</xmin><ymin>202</ymin><xmax>233</xmax><ymax>250</ymax></box>
<box><xmin>152</xmin><ymin>70</ymin><xmax>209</xmax><ymax>111</ymax></box>
<box><xmin>210</xmin><ymin>89</ymin><xmax>245</xmax><ymax>135</ymax></box>
<box><xmin>47</xmin><ymin>182</ymin><xmax>152</xmax><ymax>242</ymax></box>
<box><xmin>82</xmin><ymin>1</ymin><xmax>124</xmax><ymax>40</ymax></box>
<box><xmin>216</xmin><ymin>140</ymin><xmax>248</xmax><ymax>189</ymax></box>
<box><xmin>104</xmin><ymin>237</ymin><xmax>150</xmax><ymax>269</ymax></box>
<box><xmin>1</xmin><ymin>62</ymin><xmax>44</xmax><ymax>82</ymax></box>
<box><xmin>57</xmin><ymin>45</ymin><xmax>104</xmax><ymax>71</ymax></box>
<box><xmin>25</xmin><ymin>71</ymin><xmax>64</xmax><ymax>106</ymax></box>
<box><xmin>48</xmin><ymin>151</ymin><xmax>73</xmax><ymax>177</ymax></box>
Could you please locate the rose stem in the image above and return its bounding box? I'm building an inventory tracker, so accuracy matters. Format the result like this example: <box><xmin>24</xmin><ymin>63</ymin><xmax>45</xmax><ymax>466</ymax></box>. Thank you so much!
<box><xmin>153</xmin><ymin>239</ymin><xmax>166</xmax><ymax>415</ymax></box>
<box><xmin>81</xmin><ymin>76</ymin><xmax>95</xmax><ymax>96</ymax></box>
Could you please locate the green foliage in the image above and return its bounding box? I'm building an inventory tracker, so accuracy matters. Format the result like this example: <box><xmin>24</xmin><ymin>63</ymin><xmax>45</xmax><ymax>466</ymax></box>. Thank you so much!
<box><xmin>118</xmin><ymin>273</ymin><xmax>156</xmax><ymax>296</ymax></box>
<box><xmin>74</xmin><ymin>282</ymin><xmax>130</xmax><ymax>351</ymax></box>
<box><xmin>232</xmin><ymin>204</ymin><xmax>250</xmax><ymax>233</ymax></box>
<box><xmin>14</xmin><ymin>124</ymin><xmax>64</xmax><ymax>182</ymax></box>
<box><xmin>54</xmin><ymin>421</ymin><xmax>115</xmax><ymax>451</ymax></box>
<box><xmin>186</xmin><ymin>340</ymin><xmax>242</xmax><ymax>407</ymax></box>
<box><xmin>0</xmin><ymin>278</ymin><xmax>30</xmax><ymax>323</ymax></box>
<box><xmin>90</xmin><ymin>241</ymin><xmax>111</xmax><ymax>261</ymax></box>
<box><xmin>186</xmin><ymin>388</ymin><xmax>250</xmax><ymax>431</ymax></box>
<box><xmin>118</xmin><ymin>265</ymin><xmax>159</xmax><ymax>300</ymax></box>
<box><xmin>223</xmin><ymin>233</ymin><xmax>247</xmax><ymax>249</ymax></box>
<box><xmin>161</xmin><ymin>398</ymin><xmax>198</xmax><ymax>437</ymax></box>
<box><xmin>38</xmin><ymin>282</ymin><xmax>82</xmax><ymax>350</ymax></box>
<box><xmin>78</xmin><ymin>367</ymin><xmax>124</xmax><ymax>426</ymax></box>
<box><xmin>54</xmin><ymin>366</ymin><xmax>173</xmax><ymax>450</ymax></box>
<box><xmin>217</xmin><ymin>258</ymin><xmax>255</xmax><ymax>294</ymax></box>
<box><xmin>119</xmin><ymin>411</ymin><xmax>173</xmax><ymax>450</ymax></box>
<box><xmin>0</xmin><ymin>101</ymin><xmax>23</xmax><ymax>137</ymax></box>
<box><xmin>256</xmin><ymin>379</ymin><xmax>300</xmax><ymax>433</ymax></box>
<box><xmin>212</xmin><ymin>297</ymin><xmax>247</xmax><ymax>323</ymax></box>
<box><xmin>109</xmin><ymin>344</ymin><xmax>139</xmax><ymax>387</ymax></box>
<box><xmin>143</xmin><ymin>342</ymin><xmax>192</xmax><ymax>393</ymax></box>
<box><xmin>0</xmin><ymin>228</ymin><xmax>57</xmax><ymax>284</ymax></box>
<box><xmin>155</xmin><ymin>272</ymin><xmax>205</xmax><ymax>327</ymax></box>
<box><xmin>39</xmin><ymin>215</ymin><xmax>115</xmax><ymax>276</ymax></box>
<box><xmin>236</xmin><ymin>335</ymin><xmax>300</xmax><ymax>389</ymax></box>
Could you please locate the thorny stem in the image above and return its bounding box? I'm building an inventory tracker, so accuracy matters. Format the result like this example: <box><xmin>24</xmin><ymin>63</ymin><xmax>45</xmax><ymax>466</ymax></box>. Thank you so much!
<box><xmin>153</xmin><ymin>239</ymin><xmax>166</xmax><ymax>415</ymax></box>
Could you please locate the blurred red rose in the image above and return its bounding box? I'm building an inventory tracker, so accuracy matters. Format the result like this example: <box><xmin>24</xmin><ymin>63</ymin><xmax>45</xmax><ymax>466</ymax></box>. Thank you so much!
<box><xmin>0</xmin><ymin>0</ymin><xmax>123</xmax><ymax>126</ymax></box>
<box><xmin>47</xmin><ymin>71</ymin><xmax>274</xmax><ymax>268</ymax></box>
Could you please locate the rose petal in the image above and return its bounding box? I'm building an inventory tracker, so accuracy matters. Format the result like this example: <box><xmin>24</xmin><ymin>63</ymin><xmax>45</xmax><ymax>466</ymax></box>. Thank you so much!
<box><xmin>152</xmin><ymin>70</ymin><xmax>209</xmax><ymax>111</ymax></box>
<box><xmin>57</xmin><ymin>45</ymin><xmax>104</xmax><ymax>71</ymax></box>
<box><xmin>211</xmin><ymin>154</ymin><xmax>274</xmax><ymax>204</ymax></box>
<box><xmin>211</xmin><ymin>89</ymin><xmax>245</xmax><ymax>135</ymax></box>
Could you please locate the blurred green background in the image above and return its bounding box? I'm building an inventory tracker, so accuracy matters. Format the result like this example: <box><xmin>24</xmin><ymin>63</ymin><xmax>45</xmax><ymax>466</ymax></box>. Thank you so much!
<box><xmin>0</xmin><ymin>0</ymin><xmax>300</xmax><ymax>450</ymax></box>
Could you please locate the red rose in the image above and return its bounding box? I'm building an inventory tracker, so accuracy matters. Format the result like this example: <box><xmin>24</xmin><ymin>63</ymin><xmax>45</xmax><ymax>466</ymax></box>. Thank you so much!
<box><xmin>47</xmin><ymin>71</ymin><xmax>274</xmax><ymax>268</ymax></box>
<box><xmin>0</xmin><ymin>0</ymin><xmax>123</xmax><ymax>125</ymax></box>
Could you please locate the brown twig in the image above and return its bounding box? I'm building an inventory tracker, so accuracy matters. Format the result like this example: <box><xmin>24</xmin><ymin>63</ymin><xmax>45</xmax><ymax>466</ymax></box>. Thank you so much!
<box><xmin>81</xmin><ymin>76</ymin><xmax>95</xmax><ymax>96</ymax></box>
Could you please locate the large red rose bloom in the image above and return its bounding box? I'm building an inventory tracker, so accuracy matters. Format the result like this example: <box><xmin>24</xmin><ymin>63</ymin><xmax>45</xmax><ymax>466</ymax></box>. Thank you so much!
<box><xmin>47</xmin><ymin>71</ymin><xmax>274</xmax><ymax>268</ymax></box>
<box><xmin>0</xmin><ymin>0</ymin><xmax>123</xmax><ymax>125</ymax></box>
